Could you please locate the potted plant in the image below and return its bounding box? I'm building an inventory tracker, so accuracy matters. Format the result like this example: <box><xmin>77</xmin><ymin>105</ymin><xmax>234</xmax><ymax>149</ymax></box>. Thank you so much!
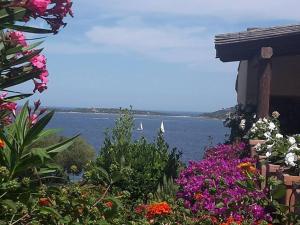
<box><xmin>247</xmin><ymin>112</ymin><xmax>280</xmax><ymax>158</ymax></box>
<box><xmin>276</xmin><ymin>136</ymin><xmax>300</xmax><ymax>213</ymax></box>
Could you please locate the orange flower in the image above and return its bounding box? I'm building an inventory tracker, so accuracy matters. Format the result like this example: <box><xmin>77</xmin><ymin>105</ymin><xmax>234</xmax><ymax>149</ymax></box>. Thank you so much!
<box><xmin>194</xmin><ymin>192</ymin><xmax>203</xmax><ymax>201</ymax></box>
<box><xmin>0</xmin><ymin>139</ymin><xmax>5</xmax><ymax>148</ymax></box>
<box><xmin>220</xmin><ymin>216</ymin><xmax>242</xmax><ymax>225</ymax></box>
<box><xmin>105</xmin><ymin>201</ymin><xmax>113</xmax><ymax>208</ymax></box>
<box><xmin>145</xmin><ymin>202</ymin><xmax>171</xmax><ymax>220</ymax></box>
<box><xmin>39</xmin><ymin>197</ymin><xmax>50</xmax><ymax>206</ymax></box>
<box><xmin>237</xmin><ymin>162</ymin><xmax>256</xmax><ymax>173</ymax></box>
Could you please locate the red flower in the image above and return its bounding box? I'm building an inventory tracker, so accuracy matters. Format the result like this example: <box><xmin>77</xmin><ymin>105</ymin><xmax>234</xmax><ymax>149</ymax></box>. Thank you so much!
<box><xmin>105</xmin><ymin>201</ymin><xmax>113</xmax><ymax>208</ymax></box>
<box><xmin>145</xmin><ymin>202</ymin><xmax>171</xmax><ymax>220</ymax></box>
<box><xmin>134</xmin><ymin>204</ymin><xmax>147</xmax><ymax>214</ymax></box>
<box><xmin>39</xmin><ymin>197</ymin><xmax>50</xmax><ymax>206</ymax></box>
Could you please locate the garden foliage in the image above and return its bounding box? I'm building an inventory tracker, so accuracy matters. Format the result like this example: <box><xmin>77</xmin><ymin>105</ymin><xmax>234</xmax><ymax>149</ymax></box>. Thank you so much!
<box><xmin>84</xmin><ymin>109</ymin><xmax>182</xmax><ymax>202</ymax></box>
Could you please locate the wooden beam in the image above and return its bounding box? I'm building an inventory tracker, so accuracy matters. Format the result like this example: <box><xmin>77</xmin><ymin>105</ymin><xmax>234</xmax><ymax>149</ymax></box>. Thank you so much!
<box><xmin>261</xmin><ymin>47</ymin><xmax>273</xmax><ymax>59</ymax></box>
<box><xmin>257</xmin><ymin>59</ymin><xmax>272</xmax><ymax>118</ymax></box>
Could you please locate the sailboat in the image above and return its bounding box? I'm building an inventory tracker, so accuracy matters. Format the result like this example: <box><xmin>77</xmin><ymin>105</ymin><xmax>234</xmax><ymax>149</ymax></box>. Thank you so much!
<box><xmin>137</xmin><ymin>122</ymin><xmax>143</xmax><ymax>131</ymax></box>
<box><xmin>160</xmin><ymin>121</ymin><xmax>165</xmax><ymax>133</ymax></box>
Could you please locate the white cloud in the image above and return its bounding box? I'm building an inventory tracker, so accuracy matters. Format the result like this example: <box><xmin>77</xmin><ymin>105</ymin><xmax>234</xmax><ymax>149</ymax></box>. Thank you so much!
<box><xmin>85</xmin><ymin>24</ymin><xmax>213</xmax><ymax>65</ymax></box>
<box><xmin>85</xmin><ymin>0</ymin><xmax>300</xmax><ymax>22</ymax></box>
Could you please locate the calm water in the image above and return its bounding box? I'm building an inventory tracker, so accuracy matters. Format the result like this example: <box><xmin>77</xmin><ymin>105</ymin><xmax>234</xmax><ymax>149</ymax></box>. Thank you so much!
<box><xmin>48</xmin><ymin>112</ymin><xmax>229</xmax><ymax>163</ymax></box>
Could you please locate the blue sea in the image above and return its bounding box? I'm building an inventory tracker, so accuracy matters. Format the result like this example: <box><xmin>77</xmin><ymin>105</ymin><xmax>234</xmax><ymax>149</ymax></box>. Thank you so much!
<box><xmin>47</xmin><ymin>112</ymin><xmax>229</xmax><ymax>163</ymax></box>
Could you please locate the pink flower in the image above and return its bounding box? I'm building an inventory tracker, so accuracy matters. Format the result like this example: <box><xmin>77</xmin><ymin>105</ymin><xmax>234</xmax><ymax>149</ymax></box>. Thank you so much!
<box><xmin>8</xmin><ymin>31</ymin><xmax>27</xmax><ymax>46</ymax></box>
<box><xmin>30</xmin><ymin>114</ymin><xmax>38</xmax><ymax>125</ymax></box>
<box><xmin>39</xmin><ymin>73</ymin><xmax>49</xmax><ymax>84</ymax></box>
<box><xmin>30</xmin><ymin>55</ymin><xmax>47</xmax><ymax>70</ymax></box>
<box><xmin>0</xmin><ymin>102</ymin><xmax>17</xmax><ymax>115</ymax></box>
<box><xmin>26</xmin><ymin>0</ymin><xmax>51</xmax><ymax>15</ymax></box>
<box><xmin>33</xmin><ymin>80</ymin><xmax>47</xmax><ymax>93</ymax></box>
<box><xmin>0</xmin><ymin>92</ymin><xmax>8</xmax><ymax>100</ymax></box>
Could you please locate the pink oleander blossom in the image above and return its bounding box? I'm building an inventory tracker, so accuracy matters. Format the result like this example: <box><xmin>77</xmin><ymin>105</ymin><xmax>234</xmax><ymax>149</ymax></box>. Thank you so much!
<box><xmin>8</xmin><ymin>31</ymin><xmax>27</xmax><ymax>46</ymax></box>
<box><xmin>30</xmin><ymin>114</ymin><xmax>38</xmax><ymax>125</ymax></box>
<box><xmin>39</xmin><ymin>73</ymin><xmax>49</xmax><ymax>84</ymax></box>
<box><xmin>33</xmin><ymin>80</ymin><xmax>47</xmax><ymax>93</ymax></box>
<box><xmin>30</xmin><ymin>54</ymin><xmax>47</xmax><ymax>70</ymax></box>
<box><xmin>26</xmin><ymin>0</ymin><xmax>51</xmax><ymax>15</ymax></box>
<box><xmin>0</xmin><ymin>102</ymin><xmax>17</xmax><ymax>115</ymax></box>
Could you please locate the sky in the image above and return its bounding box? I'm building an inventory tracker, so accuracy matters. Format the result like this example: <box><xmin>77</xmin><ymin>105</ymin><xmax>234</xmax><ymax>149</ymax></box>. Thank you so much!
<box><xmin>20</xmin><ymin>0</ymin><xmax>300</xmax><ymax>112</ymax></box>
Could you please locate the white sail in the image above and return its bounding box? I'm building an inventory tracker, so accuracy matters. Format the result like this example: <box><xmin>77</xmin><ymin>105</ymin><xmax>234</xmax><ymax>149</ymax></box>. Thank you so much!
<box><xmin>160</xmin><ymin>121</ymin><xmax>165</xmax><ymax>133</ymax></box>
<box><xmin>137</xmin><ymin>122</ymin><xmax>143</xmax><ymax>131</ymax></box>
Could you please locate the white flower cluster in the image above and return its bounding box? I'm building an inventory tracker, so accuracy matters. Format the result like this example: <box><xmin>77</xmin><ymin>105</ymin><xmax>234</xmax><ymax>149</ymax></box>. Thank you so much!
<box><xmin>255</xmin><ymin>132</ymin><xmax>299</xmax><ymax>167</ymax></box>
<box><xmin>284</xmin><ymin>136</ymin><xmax>300</xmax><ymax>167</ymax></box>
<box><xmin>249</xmin><ymin>117</ymin><xmax>279</xmax><ymax>140</ymax></box>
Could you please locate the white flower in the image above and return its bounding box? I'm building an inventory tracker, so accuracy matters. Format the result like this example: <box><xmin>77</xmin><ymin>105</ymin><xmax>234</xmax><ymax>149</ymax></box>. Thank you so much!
<box><xmin>253</xmin><ymin>114</ymin><xmax>257</xmax><ymax>119</ymax></box>
<box><xmin>267</xmin><ymin>144</ymin><xmax>273</xmax><ymax>151</ymax></box>
<box><xmin>268</xmin><ymin>122</ymin><xmax>276</xmax><ymax>131</ymax></box>
<box><xmin>288</xmin><ymin>137</ymin><xmax>296</xmax><ymax>145</ymax></box>
<box><xmin>264</xmin><ymin>132</ymin><xmax>271</xmax><ymax>139</ymax></box>
<box><xmin>263</xmin><ymin>118</ymin><xmax>268</xmax><ymax>123</ymax></box>
<box><xmin>275</xmin><ymin>133</ymin><xmax>283</xmax><ymax>139</ymax></box>
<box><xmin>255</xmin><ymin>143</ymin><xmax>261</xmax><ymax>151</ymax></box>
<box><xmin>257</xmin><ymin>119</ymin><xmax>262</xmax><ymax>124</ymax></box>
<box><xmin>239</xmin><ymin>119</ymin><xmax>246</xmax><ymax>130</ymax></box>
<box><xmin>288</xmin><ymin>145</ymin><xmax>300</xmax><ymax>152</ymax></box>
<box><xmin>285</xmin><ymin>152</ymin><xmax>297</xmax><ymax>167</ymax></box>
<box><xmin>250</xmin><ymin>127</ymin><xmax>257</xmax><ymax>133</ymax></box>
<box><xmin>266</xmin><ymin>151</ymin><xmax>272</xmax><ymax>158</ymax></box>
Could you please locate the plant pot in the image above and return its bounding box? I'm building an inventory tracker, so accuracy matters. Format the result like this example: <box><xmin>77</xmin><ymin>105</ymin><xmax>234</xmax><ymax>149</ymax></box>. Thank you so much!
<box><xmin>259</xmin><ymin>163</ymin><xmax>281</xmax><ymax>190</ymax></box>
<box><xmin>249</xmin><ymin>139</ymin><xmax>266</xmax><ymax>158</ymax></box>
<box><xmin>279</xmin><ymin>173</ymin><xmax>300</xmax><ymax>213</ymax></box>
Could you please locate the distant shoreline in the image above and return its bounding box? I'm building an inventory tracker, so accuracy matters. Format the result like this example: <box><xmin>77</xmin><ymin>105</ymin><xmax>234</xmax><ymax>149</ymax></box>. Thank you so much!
<box><xmin>48</xmin><ymin>107</ymin><xmax>231</xmax><ymax>120</ymax></box>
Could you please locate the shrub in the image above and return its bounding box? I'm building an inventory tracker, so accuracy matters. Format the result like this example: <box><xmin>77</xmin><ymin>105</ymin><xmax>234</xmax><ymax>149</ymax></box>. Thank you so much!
<box><xmin>33</xmin><ymin>134</ymin><xmax>95</xmax><ymax>175</ymax></box>
<box><xmin>177</xmin><ymin>143</ymin><xmax>272</xmax><ymax>224</ymax></box>
<box><xmin>84</xmin><ymin>109</ymin><xmax>182</xmax><ymax>202</ymax></box>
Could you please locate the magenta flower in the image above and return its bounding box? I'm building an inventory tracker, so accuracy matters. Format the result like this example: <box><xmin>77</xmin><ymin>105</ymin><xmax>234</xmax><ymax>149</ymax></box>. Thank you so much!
<box><xmin>176</xmin><ymin>143</ymin><xmax>271</xmax><ymax>222</ymax></box>
<box><xmin>33</xmin><ymin>80</ymin><xmax>47</xmax><ymax>93</ymax></box>
<box><xmin>26</xmin><ymin>0</ymin><xmax>51</xmax><ymax>15</ymax></box>
<box><xmin>8</xmin><ymin>31</ymin><xmax>27</xmax><ymax>46</ymax></box>
<box><xmin>30</xmin><ymin>55</ymin><xmax>47</xmax><ymax>70</ymax></box>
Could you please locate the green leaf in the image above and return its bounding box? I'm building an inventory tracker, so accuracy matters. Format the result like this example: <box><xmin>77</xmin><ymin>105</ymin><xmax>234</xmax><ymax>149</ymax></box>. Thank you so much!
<box><xmin>272</xmin><ymin>184</ymin><xmax>286</xmax><ymax>200</ymax></box>
<box><xmin>0</xmin><ymin>24</ymin><xmax>53</xmax><ymax>34</ymax></box>
<box><xmin>32</xmin><ymin>148</ymin><xmax>51</xmax><ymax>164</ymax></box>
<box><xmin>0</xmin><ymin>7</ymin><xmax>26</xmax><ymax>22</ymax></box>
<box><xmin>46</xmin><ymin>134</ymin><xmax>79</xmax><ymax>155</ymax></box>
<box><xmin>4</xmin><ymin>93</ymin><xmax>32</xmax><ymax>102</ymax></box>
<box><xmin>5</xmin><ymin>48</ymin><xmax>42</xmax><ymax>68</ymax></box>
<box><xmin>0</xmin><ymin>70</ymin><xmax>41</xmax><ymax>89</ymax></box>
<box><xmin>5</xmin><ymin>41</ymin><xmax>43</xmax><ymax>55</ymax></box>
<box><xmin>23</xmin><ymin>111</ymin><xmax>55</xmax><ymax>147</ymax></box>
<box><xmin>39</xmin><ymin>207</ymin><xmax>61</xmax><ymax>219</ymax></box>
<box><xmin>0</xmin><ymin>199</ymin><xmax>17</xmax><ymax>212</ymax></box>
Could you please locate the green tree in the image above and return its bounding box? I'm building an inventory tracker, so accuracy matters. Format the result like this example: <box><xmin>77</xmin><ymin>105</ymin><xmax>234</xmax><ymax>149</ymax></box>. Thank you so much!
<box><xmin>84</xmin><ymin>108</ymin><xmax>182</xmax><ymax>202</ymax></box>
<box><xmin>33</xmin><ymin>134</ymin><xmax>95</xmax><ymax>175</ymax></box>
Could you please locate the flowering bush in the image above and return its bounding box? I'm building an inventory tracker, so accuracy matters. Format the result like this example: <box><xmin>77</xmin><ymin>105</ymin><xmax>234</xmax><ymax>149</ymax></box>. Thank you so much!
<box><xmin>248</xmin><ymin>112</ymin><xmax>280</xmax><ymax>140</ymax></box>
<box><xmin>223</xmin><ymin>105</ymin><xmax>256</xmax><ymax>142</ymax></box>
<box><xmin>177</xmin><ymin>144</ymin><xmax>272</xmax><ymax>224</ymax></box>
<box><xmin>0</xmin><ymin>0</ymin><xmax>73</xmax><ymax>126</ymax></box>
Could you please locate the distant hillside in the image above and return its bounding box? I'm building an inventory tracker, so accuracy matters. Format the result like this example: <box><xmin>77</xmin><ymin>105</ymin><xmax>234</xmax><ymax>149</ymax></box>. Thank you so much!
<box><xmin>200</xmin><ymin>107</ymin><xmax>235</xmax><ymax>120</ymax></box>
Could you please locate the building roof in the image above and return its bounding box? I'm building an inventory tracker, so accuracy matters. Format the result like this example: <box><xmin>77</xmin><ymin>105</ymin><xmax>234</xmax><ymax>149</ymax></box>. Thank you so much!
<box><xmin>215</xmin><ymin>24</ymin><xmax>300</xmax><ymax>62</ymax></box>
